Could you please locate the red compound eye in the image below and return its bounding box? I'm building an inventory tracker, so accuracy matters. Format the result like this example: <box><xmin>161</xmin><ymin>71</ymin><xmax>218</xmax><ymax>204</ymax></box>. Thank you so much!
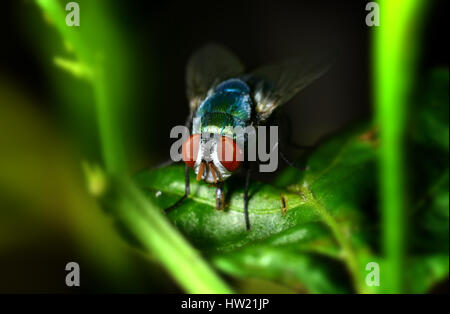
<box><xmin>217</xmin><ymin>136</ymin><xmax>242</xmax><ymax>172</ymax></box>
<box><xmin>182</xmin><ymin>134</ymin><xmax>201</xmax><ymax>168</ymax></box>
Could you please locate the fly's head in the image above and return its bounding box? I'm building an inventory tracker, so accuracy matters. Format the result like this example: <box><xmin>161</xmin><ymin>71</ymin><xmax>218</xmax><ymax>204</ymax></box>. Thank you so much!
<box><xmin>182</xmin><ymin>133</ymin><xmax>243</xmax><ymax>184</ymax></box>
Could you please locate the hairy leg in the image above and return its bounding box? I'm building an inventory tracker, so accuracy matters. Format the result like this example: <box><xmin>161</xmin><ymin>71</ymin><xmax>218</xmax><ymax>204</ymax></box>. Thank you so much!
<box><xmin>243</xmin><ymin>165</ymin><xmax>251</xmax><ymax>231</ymax></box>
<box><xmin>164</xmin><ymin>113</ymin><xmax>193</xmax><ymax>213</ymax></box>
<box><xmin>279</xmin><ymin>150</ymin><xmax>307</xmax><ymax>171</ymax></box>
<box><xmin>164</xmin><ymin>164</ymin><xmax>190</xmax><ymax>213</ymax></box>
<box><xmin>152</xmin><ymin>159</ymin><xmax>175</xmax><ymax>170</ymax></box>
<box><xmin>215</xmin><ymin>183</ymin><xmax>225</xmax><ymax>210</ymax></box>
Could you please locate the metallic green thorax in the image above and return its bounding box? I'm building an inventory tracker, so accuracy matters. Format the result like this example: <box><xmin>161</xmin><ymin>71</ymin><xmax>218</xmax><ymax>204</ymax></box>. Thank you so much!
<box><xmin>193</xmin><ymin>79</ymin><xmax>252</xmax><ymax>137</ymax></box>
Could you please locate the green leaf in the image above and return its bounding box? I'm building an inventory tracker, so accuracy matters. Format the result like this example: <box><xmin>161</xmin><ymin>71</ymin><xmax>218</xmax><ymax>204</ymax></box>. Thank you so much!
<box><xmin>136</xmin><ymin>124</ymin><xmax>378</xmax><ymax>293</ymax></box>
<box><xmin>213</xmin><ymin>244</ymin><xmax>352</xmax><ymax>294</ymax></box>
<box><xmin>211</xmin><ymin>221</ymin><xmax>352</xmax><ymax>293</ymax></box>
<box><xmin>405</xmin><ymin>254</ymin><xmax>449</xmax><ymax>294</ymax></box>
<box><xmin>412</xmin><ymin>68</ymin><xmax>449</xmax><ymax>152</ymax></box>
<box><xmin>136</xmin><ymin>166</ymin><xmax>318</xmax><ymax>253</ymax></box>
<box><xmin>406</xmin><ymin>68</ymin><xmax>449</xmax><ymax>293</ymax></box>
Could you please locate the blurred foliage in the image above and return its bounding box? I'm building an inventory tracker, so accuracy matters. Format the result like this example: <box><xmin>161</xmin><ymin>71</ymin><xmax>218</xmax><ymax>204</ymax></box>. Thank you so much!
<box><xmin>410</xmin><ymin>69</ymin><xmax>449</xmax><ymax>253</ymax></box>
<box><xmin>0</xmin><ymin>81</ymin><xmax>177</xmax><ymax>293</ymax></box>
<box><xmin>1</xmin><ymin>0</ymin><xmax>447</xmax><ymax>294</ymax></box>
<box><xmin>136</xmin><ymin>69</ymin><xmax>448</xmax><ymax>293</ymax></box>
<box><xmin>405</xmin><ymin>69</ymin><xmax>449</xmax><ymax>293</ymax></box>
<box><xmin>27</xmin><ymin>0</ymin><xmax>232</xmax><ymax>294</ymax></box>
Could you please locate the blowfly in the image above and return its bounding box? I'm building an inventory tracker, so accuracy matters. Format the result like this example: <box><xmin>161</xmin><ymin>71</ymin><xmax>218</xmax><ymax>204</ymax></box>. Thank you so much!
<box><xmin>165</xmin><ymin>44</ymin><xmax>329</xmax><ymax>231</ymax></box>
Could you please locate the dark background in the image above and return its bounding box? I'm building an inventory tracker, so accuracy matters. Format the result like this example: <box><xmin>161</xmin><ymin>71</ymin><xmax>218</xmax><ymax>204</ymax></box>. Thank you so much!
<box><xmin>2</xmin><ymin>0</ymin><xmax>448</xmax><ymax>171</ymax></box>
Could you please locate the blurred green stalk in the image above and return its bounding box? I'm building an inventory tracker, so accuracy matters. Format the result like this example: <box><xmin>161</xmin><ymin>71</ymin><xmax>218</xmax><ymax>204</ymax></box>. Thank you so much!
<box><xmin>374</xmin><ymin>0</ymin><xmax>427</xmax><ymax>293</ymax></box>
<box><xmin>114</xmin><ymin>178</ymin><xmax>233</xmax><ymax>293</ymax></box>
<box><xmin>36</xmin><ymin>0</ymin><xmax>232</xmax><ymax>293</ymax></box>
<box><xmin>36</xmin><ymin>0</ymin><xmax>126</xmax><ymax>175</ymax></box>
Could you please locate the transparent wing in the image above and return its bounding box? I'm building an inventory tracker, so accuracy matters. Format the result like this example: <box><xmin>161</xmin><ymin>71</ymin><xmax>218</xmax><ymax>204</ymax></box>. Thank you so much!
<box><xmin>186</xmin><ymin>43</ymin><xmax>245</xmax><ymax>112</ymax></box>
<box><xmin>243</xmin><ymin>56</ymin><xmax>332</xmax><ymax>122</ymax></box>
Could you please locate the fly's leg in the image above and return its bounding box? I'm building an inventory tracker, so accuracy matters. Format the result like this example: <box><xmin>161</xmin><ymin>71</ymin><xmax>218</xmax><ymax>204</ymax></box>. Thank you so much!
<box><xmin>279</xmin><ymin>151</ymin><xmax>307</xmax><ymax>171</ymax></box>
<box><xmin>215</xmin><ymin>183</ymin><xmax>225</xmax><ymax>210</ymax></box>
<box><xmin>152</xmin><ymin>159</ymin><xmax>175</xmax><ymax>170</ymax></box>
<box><xmin>280</xmin><ymin>194</ymin><xmax>287</xmax><ymax>216</ymax></box>
<box><xmin>164</xmin><ymin>162</ymin><xmax>190</xmax><ymax>214</ymax></box>
<box><xmin>164</xmin><ymin>113</ymin><xmax>193</xmax><ymax>213</ymax></box>
<box><xmin>287</xmin><ymin>142</ymin><xmax>314</xmax><ymax>150</ymax></box>
<box><xmin>243</xmin><ymin>165</ymin><xmax>251</xmax><ymax>231</ymax></box>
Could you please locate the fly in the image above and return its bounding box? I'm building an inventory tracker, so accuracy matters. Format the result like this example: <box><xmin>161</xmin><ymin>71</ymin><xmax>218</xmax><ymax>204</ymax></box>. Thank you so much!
<box><xmin>165</xmin><ymin>44</ymin><xmax>330</xmax><ymax>231</ymax></box>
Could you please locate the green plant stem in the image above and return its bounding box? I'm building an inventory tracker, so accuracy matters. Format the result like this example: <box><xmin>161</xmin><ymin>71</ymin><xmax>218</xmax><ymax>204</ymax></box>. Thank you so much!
<box><xmin>36</xmin><ymin>0</ymin><xmax>127</xmax><ymax>175</ymax></box>
<box><xmin>116</xmin><ymin>179</ymin><xmax>233</xmax><ymax>293</ymax></box>
<box><xmin>374</xmin><ymin>0</ymin><xmax>428</xmax><ymax>293</ymax></box>
<box><xmin>92</xmin><ymin>70</ymin><xmax>127</xmax><ymax>175</ymax></box>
